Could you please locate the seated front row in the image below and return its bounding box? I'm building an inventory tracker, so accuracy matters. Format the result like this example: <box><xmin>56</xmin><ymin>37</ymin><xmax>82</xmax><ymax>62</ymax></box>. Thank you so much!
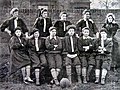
<box><xmin>9</xmin><ymin>25</ymin><xmax>112</xmax><ymax>86</ymax></box>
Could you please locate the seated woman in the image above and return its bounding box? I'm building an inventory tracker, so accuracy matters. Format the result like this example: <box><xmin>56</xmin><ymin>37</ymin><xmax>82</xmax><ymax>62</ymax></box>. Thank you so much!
<box><xmin>63</xmin><ymin>25</ymin><xmax>81</xmax><ymax>84</ymax></box>
<box><xmin>9</xmin><ymin>27</ymin><xmax>33</xmax><ymax>84</ymax></box>
<box><xmin>95</xmin><ymin>28</ymin><xmax>113</xmax><ymax>85</ymax></box>
<box><xmin>45</xmin><ymin>26</ymin><xmax>63</xmax><ymax>86</ymax></box>
<box><xmin>28</xmin><ymin>28</ymin><xmax>47</xmax><ymax>85</ymax></box>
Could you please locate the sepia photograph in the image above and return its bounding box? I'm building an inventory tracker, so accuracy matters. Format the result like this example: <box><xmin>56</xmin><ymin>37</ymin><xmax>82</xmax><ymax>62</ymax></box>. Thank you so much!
<box><xmin>0</xmin><ymin>0</ymin><xmax>120</xmax><ymax>90</ymax></box>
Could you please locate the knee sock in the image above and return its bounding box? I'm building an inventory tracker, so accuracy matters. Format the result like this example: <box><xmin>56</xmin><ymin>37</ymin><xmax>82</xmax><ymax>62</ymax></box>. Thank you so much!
<box><xmin>87</xmin><ymin>65</ymin><xmax>93</xmax><ymax>77</ymax></box>
<box><xmin>56</xmin><ymin>68</ymin><xmax>60</xmax><ymax>78</ymax></box>
<box><xmin>95</xmin><ymin>69</ymin><xmax>100</xmax><ymax>78</ymax></box>
<box><xmin>76</xmin><ymin>65</ymin><xmax>82</xmax><ymax>82</ymax></box>
<box><xmin>51</xmin><ymin>68</ymin><xmax>57</xmax><ymax>80</ymax></box>
<box><xmin>26</xmin><ymin>65</ymin><xmax>31</xmax><ymax>78</ymax></box>
<box><xmin>101</xmin><ymin>68</ymin><xmax>107</xmax><ymax>79</ymax></box>
<box><xmin>82</xmin><ymin>67</ymin><xmax>87</xmax><ymax>83</ymax></box>
<box><xmin>35</xmin><ymin>69</ymin><xmax>40</xmax><ymax>84</ymax></box>
<box><xmin>66</xmin><ymin>65</ymin><xmax>72</xmax><ymax>83</ymax></box>
<box><xmin>82</xmin><ymin>67</ymin><xmax>87</xmax><ymax>77</ymax></box>
<box><xmin>21</xmin><ymin>67</ymin><xmax>26</xmax><ymax>79</ymax></box>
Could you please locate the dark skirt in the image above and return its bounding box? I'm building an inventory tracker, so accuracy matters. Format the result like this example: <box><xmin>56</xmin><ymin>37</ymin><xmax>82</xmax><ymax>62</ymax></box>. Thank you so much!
<box><xmin>10</xmin><ymin>50</ymin><xmax>30</xmax><ymax>74</ymax></box>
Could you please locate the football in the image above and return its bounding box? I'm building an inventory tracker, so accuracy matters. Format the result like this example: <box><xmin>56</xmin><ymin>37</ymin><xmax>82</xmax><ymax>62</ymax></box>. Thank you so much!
<box><xmin>60</xmin><ymin>78</ymin><xmax>71</xmax><ymax>88</ymax></box>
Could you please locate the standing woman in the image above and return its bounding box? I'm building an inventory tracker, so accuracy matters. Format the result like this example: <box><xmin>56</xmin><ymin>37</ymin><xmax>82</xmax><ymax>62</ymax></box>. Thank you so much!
<box><xmin>102</xmin><ymin>13</ymin><xmax>119</xmax><ymax>70</ymax></box>
<box><xmin>103</xmin><ymin>13</ymin><xmax>119</xmax><ymax>39</ymax></box>
<box><xmin>76</xmin><ymin>9</ymin><xmax>98</xmax><ymax>37</ymax></box>
<box><xmin>34</xmin><ymin>9</ymin><xmax>52</xmax><ymax>37</ymax></box>
<box><xmin>54</xmin><ymin>12</ymin><xmax>72</xmax><ymax>37</ymax></box>
<box><xmin>10</xmin><ymin>27</ymin><xmax>33</xmax><ymax>84</ymax></box>
<box><xmin>1</xmin><ymin>8</ymin><xmax>29</xmax><ymax>38</ymax></box>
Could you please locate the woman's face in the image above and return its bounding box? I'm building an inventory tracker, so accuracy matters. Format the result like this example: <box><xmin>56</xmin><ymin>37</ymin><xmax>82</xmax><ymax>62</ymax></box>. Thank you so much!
<box><xmin>15</xmin><ymin>30</ymin><xmax>22</xmax><ymax>37</ymax></box>
<box><xmin>42</xmin><ymin>11</ymin><xmax>48</xmax><ymax>18</ymax></box>
<box><xmin>34</xmin><ymin>31</ymin><xmax>40</xmax><ymax>38</ymax></box>
<box><xmin>101</xmin><ymin>31</ymin><xmax>107</xmax><ymax>40</ymax></box>
<box><xmin>50</xmin><ymin>29</ymin><xmax>56</xmax><ymax>36</ymax></box>
<box><xmin>60</xmin><ymin>14</ymin><xmax>67</xmax><ymax>20</ymax></box>
<box><xmin>68</xmin><ymin>28</ymin><xmax>75</xmax><ymax>36</ymax></box>
<box><xmin>82</xmin><ymin>29</ymin><xmax>89</xmax><ymax>37</ymax></box>
<box><xmin>84</xmin><ymin>12</ymin><xmax>90</xmax><ymax>19</ymax></box>
<box><xmin>13</xmin><ymin>11</ymin><xmax>18</xmax><ymax>18</ymax></box>
<box><xmin>107</xmin><ymin>16</ymin><xmax>113</xmax><ymax>23</ymax></box>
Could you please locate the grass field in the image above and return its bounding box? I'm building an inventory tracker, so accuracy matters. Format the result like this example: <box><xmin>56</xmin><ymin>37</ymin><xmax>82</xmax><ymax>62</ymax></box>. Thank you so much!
<box><xmin>0</xmin><ymin>80</ymin><xmax>120</xmax><ymax>90</ymax></box>
<box><xmin>0</xmin><ymin>70</ymin><xmax>120</xmax><ymax>90</ymax></box>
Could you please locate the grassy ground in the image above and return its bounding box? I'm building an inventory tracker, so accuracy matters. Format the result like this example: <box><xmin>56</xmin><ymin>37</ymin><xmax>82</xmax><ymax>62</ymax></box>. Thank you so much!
<box><xmin>0</xmin><ymin>70</ymin><xmax>120</xmax><ymax>90</ymax></box>
<box><xmin>0</xmin><ymin>80</ymin><xmax>120</xmax><ymax>90</ymax></box>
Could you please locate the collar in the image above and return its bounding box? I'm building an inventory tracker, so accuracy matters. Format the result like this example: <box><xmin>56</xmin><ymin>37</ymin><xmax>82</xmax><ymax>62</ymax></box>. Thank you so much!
<box><xmin>43</xmin><ymin>17</ymin><xmax>46</xmax><ymax>19</ymax></box>
<box><xmin>43</xmin><ymin>17</ymin><xmax>48</xmax><ymax>19</ymax></box>
<box><xmin>16</xmin><ymin>17</ymin><xmax>18</xmax><ymax>20</ymax></box>
<box><xmin>35</xmin><ymin>37</ymin><xmax>38</xmax><ymax>40</ymax></box>
<box><xmin>83</xmin><ymin>18</ymin><xmax>90</xmax><ymax>21</ymax></box>
<box><xmin>83</xmin><ymin>18</ymin><xmax>88</xmax><ymax>21</ymax></box>
<box><xmin>14</xmin><ymin>17</ymin><xmax>18</xmax><ymax>20</ymax></box>
<box><xmin>83</xmin><ymin>18</ymin><xmax>94</xmax><ymax>23</ymax></box>
<box><xmin>50</xmin><ymin>35</ymin><xmax>57</xmax><ymax>40</ymax></box>
<box><xmin>60</xmin><ymin>19</ymin><xmax>66</xmax><ymax>22</ymax></box>
<box><xmin>69</xmin><ymin>36</ymin><xmax>73</xmax><ymax>38</ymax></box>
<box><xmin>83</xmin><ymin>36</ymin><xmax>91</xmax><ymax>39</ymax></box>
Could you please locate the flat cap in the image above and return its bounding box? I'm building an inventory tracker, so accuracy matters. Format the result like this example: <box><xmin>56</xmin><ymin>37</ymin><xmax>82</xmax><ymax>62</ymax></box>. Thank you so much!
<box><xmin>82</xmin><ymin>9</ymin><xmax>90</xmax><ymax>15</ymax></box>
<box><xmin>59</xmin><ymin>12</ymin><xmax>67</xmax><ymax>17</ymax></box>
<box><xmin>82</xmin><ymin>27</ymin><xmax>90</xmax><ymax>32</ymax></box>
<box><xmin>30</xmin><ymin>28</ymin><xmax>39</xmax><ymax>35</ymax></box>
<box><xmin>41</xmin><ymin>9</ymin><xmax>47</xmax><ymax>14</ymax></box>
<box><xmin>14</xmin><ymin>27</ymin><xmax>22</xmax><ymax>31</ymax></box>
<box><xmin>10</xmin><ymin>8</ymin><xmax>19</xmax><ymax>15</ymax></box>
<box><xmin>66</xmin><ymin>24</ymin><xmax>76</xmax><ymax>31</ymax></box>
<box><xmin>100</xmin><ymin>28</ymin><xmax>107</xmax><ymax>33</ymax></box>
<box><xmin>49</xmin><ymin>26</ymin><xmax>56</xmax><ymax>32</ymax></box>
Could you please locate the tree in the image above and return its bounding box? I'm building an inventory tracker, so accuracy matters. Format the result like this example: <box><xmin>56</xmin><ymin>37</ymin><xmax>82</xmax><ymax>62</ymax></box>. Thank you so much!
<box><xmin>99</xmin><ymin>0</ymin><xmax>118</xmax><ymax>9</ymax></box>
